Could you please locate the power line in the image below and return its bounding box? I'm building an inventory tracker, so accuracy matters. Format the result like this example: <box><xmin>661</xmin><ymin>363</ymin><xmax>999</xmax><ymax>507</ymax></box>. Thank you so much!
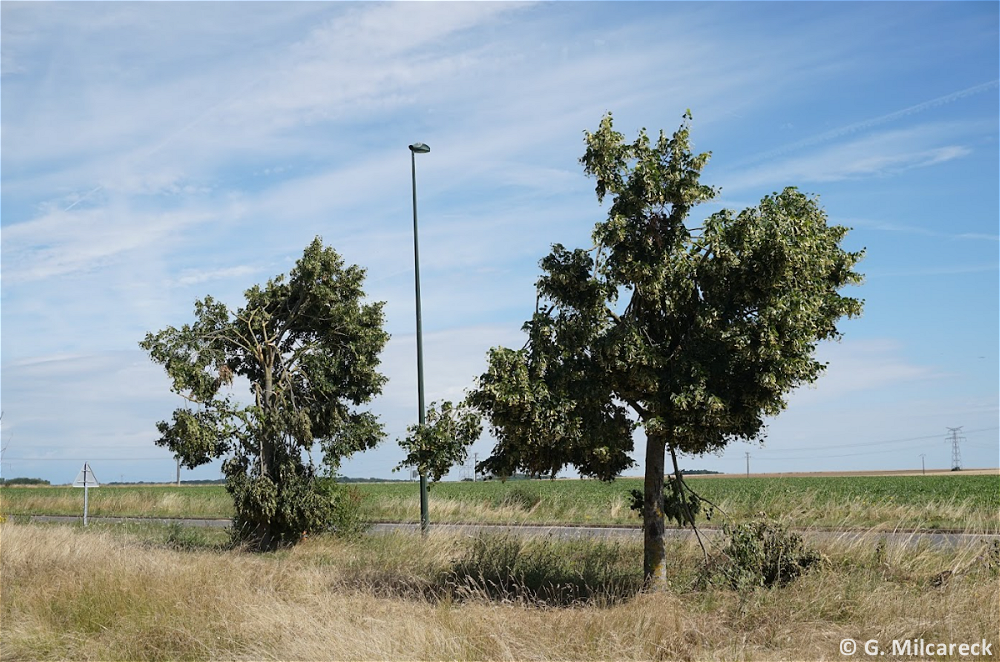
<box><xmin>754</xmin><ymin>440</ymin><xmax>943</xmax><ymax>460</ymax></box>
<box><xmin>751</xmin><ymin>426</ymin><xmax>998</xmax><ymax>457</ymax></box>
<box><xmin>759</xmin><ymin>433</ymin><xmax>942</xmax><ymax>453</ymax></box>
<box><xmin>753</xmin><ymin>442</ymin><xmax>943</xmax><ymax>462</ymax></box>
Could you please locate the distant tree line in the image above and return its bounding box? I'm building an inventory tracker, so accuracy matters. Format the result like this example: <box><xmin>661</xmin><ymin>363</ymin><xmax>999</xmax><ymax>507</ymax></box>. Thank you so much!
<box><xmin>0</xmin><ymin>477</ymin><xmax>51</xmax><ymax>486</ymax></box>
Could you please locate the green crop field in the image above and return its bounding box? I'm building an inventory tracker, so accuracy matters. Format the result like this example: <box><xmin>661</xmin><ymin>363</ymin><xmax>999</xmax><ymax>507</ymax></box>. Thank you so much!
<box><xmin>2</xmin><ymin>474</ymin><xmax>997</xmax><ymax>532</ymax></box>
<box><xmin>352</xmin><ymin>474</ymin><xmax>1000</xmax><ymax>531</ymax></box>
<box><xmin>0</xmin><ymin>484</ymin><xmax>232</xmax><ymax>519</ymax></box>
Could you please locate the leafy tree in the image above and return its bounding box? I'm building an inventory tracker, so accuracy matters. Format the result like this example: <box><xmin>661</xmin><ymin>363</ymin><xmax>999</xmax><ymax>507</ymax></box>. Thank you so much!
<box><xmin>140</xmin><ymin>238</ymin><xmax>389</xmax><ymax>551</ymax></box>
<box><xmin>395</xmin><ymin>400</ymin><xmax>482</xmax><ymax>485</ymax></box>
<box><xmin>468</xmin><ymin>113</ymin><xmax>863</xmax><ymax>587</ymax></box>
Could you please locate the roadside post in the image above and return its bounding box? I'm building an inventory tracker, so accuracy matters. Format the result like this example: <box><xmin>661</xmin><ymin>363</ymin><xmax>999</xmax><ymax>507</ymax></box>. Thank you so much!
<box><xmin>72</xmin><ymin>462</ymin><xmax>100</xmax><ymax>526</ymax></box>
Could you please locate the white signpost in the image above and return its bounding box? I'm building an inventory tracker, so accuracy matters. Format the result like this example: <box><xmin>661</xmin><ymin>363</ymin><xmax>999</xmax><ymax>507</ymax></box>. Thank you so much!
<box><xmin>72</xmin><ymin>462</ymin><xmax>99</xmax><ymax>526</ymax></box>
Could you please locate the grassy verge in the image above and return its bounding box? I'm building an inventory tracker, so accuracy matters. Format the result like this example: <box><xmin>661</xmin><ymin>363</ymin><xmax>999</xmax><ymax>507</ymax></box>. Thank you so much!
<box><xmin>3</xmin><ymin>474</ymin><xmax>997</xmax><ymax>531</ymax></box>
<box><xmin>2</xmin><ymin>521</ymin><xmax>997</xmax><ymax>661</ymax></box>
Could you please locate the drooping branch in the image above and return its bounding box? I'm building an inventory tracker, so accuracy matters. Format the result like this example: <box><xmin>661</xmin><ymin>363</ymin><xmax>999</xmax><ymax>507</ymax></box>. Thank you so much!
<box><xmin>677</xmin><ymin>475</ymin><xmax>729</xmax><ymax>521</ymax></box>
<box><xmin>668</xmin><ymin>444</ymin><xmax>708</xmax><ymax>563</ymax></box>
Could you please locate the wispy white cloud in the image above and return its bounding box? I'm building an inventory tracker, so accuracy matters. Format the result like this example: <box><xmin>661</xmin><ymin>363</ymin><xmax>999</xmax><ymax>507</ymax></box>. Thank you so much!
<box><xmin>846</xmin><ymin>219</ymin><xmax>1000</xmax><ymax>242</ymax></box>
<box><xmin>733</xmin><ymin>79</ymin><xmax>999</xmax><ymax>167</ymax></box>
<box><xmin>172</xmin><ymin>265</ymin><xmax>260</xmax><ymax>288</ymax></box>
<box><xmin>723</xmin><ymin>123</ymin><xmax>975</xmax><ymax>191</ymax></box>
<box><xmin>1</xmin><ymin>201</ymin><xmax>246</xmax><ymax>284</ymax></box>
<box><xmin>3</xmin><ymin>2</ymin><xmax>996</xmax><ymax>481</ymax></box>
<box><xmin>789</xmin><ymin>339</ymin><xmax>944</xmax><ymax>406</ymax></box>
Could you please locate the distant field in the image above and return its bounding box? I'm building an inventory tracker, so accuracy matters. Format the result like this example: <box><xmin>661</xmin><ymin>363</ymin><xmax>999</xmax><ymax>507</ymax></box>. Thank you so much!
<box><xmin>3</xmin><ymin>474</ymin><xmax>997</xmax><ymax>532</ymax></box>
<box><xmin>700</xmin><ymin>468</ymin><xmax>999</xmax><ymax>478</ymax></box>
<box><xmin>353</xmin><ymin>474</ymin><xmax>1000</xmax><ymax>531</ymax></box>
<box><xmin>0</xmin><ymin>484</ymin><xmax>231</xmax><ymax>519</ymax></box>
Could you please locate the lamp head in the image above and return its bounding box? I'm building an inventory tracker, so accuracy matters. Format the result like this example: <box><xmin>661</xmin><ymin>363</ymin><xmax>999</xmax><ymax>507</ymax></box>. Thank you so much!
<box><xmin>409</xmin><ymin>142</ymin><xmax>430</xmax><ymax>154</ymax></box>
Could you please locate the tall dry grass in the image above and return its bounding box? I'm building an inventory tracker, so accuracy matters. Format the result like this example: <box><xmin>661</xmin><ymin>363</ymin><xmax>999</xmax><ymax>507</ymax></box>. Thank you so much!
<box><xmin>2</xmin><ymin>522</ymin><xmax>997</xmax><ymax>661</ymax></box>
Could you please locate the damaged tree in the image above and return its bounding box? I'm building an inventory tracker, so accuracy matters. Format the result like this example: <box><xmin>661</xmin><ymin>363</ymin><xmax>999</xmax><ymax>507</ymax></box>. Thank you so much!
<box><xmin>141</xmin><ymin>238</ymin><xmax>389</xmax><ymax>551</ymax></box>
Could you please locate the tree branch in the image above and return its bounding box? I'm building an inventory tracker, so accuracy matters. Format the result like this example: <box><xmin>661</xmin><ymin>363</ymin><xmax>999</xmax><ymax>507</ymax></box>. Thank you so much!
<box><xmin>669</xmin><ymin>444</ymin><xmax>709</xmax><ymax>563</ymax></box>
<box><xmin>624</xmin><ymin>397</ymin><xmax>650</xmax><ymax>421</ymax></box>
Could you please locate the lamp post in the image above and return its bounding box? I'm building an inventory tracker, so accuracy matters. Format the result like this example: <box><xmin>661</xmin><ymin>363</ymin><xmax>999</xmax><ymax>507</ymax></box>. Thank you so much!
<box><xmin>409</xmin><ymin>142</ymin><xmax>431</xmax><ymax>534</ymax></box>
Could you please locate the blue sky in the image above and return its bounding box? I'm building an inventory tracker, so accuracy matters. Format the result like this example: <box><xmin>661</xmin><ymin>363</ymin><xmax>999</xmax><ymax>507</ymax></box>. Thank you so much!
<box><xmin>1</xmin><ymin>1</ymin><xmax>997</xmax><ymax>485</ymax></box>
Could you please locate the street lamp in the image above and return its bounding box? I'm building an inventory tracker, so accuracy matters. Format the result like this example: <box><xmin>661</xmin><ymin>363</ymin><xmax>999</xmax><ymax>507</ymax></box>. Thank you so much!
<box><xmin>408</xmin><ymin>142</ymin><xmax>430</xmax><ymax>534</ymax></box>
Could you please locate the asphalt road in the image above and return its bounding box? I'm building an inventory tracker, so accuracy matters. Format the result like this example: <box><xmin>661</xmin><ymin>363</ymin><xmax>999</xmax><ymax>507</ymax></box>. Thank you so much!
<box><xmin>23</xmin><ymin>515</ymin><xmax>999</xmax><ymax>548</ymax></box>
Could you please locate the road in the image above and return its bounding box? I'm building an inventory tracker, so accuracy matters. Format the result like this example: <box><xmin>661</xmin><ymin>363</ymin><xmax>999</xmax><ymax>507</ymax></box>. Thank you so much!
<box><xmin>23</xmin><ymin>515</ymin><xmax>998</xmax><ymax>548</ymax></box>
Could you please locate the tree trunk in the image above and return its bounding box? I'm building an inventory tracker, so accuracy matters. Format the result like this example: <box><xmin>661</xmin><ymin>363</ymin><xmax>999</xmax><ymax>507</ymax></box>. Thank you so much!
<box><xmin>252</xmin><ymin>523</ymin><xmax>277</xmax><ymax>552</ymax></box>
<box><xmin>643</xmin><ymin>430</ymin><xmax>667</xmax><ymax>589</ymax></box>
<box><xmin>262</xmin><ymin>359</ymin><xmax>274</xmax><ymax>478</ymax></box>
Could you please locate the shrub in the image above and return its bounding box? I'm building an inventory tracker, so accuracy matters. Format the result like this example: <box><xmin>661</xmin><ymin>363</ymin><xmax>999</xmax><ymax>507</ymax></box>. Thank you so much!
<box><xmin>326</xmin><ymin>483</ymin><xmax>371</xmax><ymax>538</ymax></box>
<box><xmin>707</xmin><ymin>517</ymin><xmax>824</xmax><ymax>590</ymax></box>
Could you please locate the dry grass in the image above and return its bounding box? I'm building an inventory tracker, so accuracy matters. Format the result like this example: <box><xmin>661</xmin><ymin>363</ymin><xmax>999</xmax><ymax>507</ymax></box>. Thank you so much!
<box><xmin>2</xmin><ymin>522</ymin><xmax>997</xmax><ymax>661</ymax></box>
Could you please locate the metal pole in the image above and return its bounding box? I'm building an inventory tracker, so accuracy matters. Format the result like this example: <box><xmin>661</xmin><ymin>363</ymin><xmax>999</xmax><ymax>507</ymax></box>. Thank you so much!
<box><xmin>83</xmin><ymin>462</ymin><xmax>90</xmax><ymax>527</ymax></box>
<box><xmin>411</xmin><ymin>148</ymin><xmax>429</xmax><ymax>535</ymax></box>
<box><xmin>745</xmin><ymin>452</ymin><xmax>750</xmax><ymax>477</ymax></box>
<box><xmin>920</xmin><ymin>454</ymin><xmax>926</xmax><ymax>476</ymax></box>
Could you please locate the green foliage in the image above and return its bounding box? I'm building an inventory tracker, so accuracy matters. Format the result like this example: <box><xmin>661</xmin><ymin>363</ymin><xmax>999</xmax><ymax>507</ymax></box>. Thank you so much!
<box><xmin>471</xmin><ymin>111</ymin><xmax>863</xmax><ymax>473</ymax></box>
<box><xmin>707</xmin><ymin>517</ymin><xmax>824</xmax><ymax>590</ymax></box>
<box><xmin>468</xmin><ymin>111</ymin><xmax>863</xmax><ymax>581</ymax></box>
<box><xmin>324</xmin><ymin>482</ymin><xmax>371</xmax><ymax>538</ymax></box>
<box><xmin>395</xmin><ymin>400</ymin><xmax>482</xmax><ymax>485</ymax></box>
<box><xmin>628</xmin><ymin>477</ymin><xmax>713</xmax><ymax>527</ymax></box>
<box><xmin>225</xmin><ymin>458</ymin><xmax>333</xmax><ymax>548</ymax></box>
<box><xmin>139</xmin><ymin>238</ymin><xmax>388</xmax><ymax>550</ymax></box>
